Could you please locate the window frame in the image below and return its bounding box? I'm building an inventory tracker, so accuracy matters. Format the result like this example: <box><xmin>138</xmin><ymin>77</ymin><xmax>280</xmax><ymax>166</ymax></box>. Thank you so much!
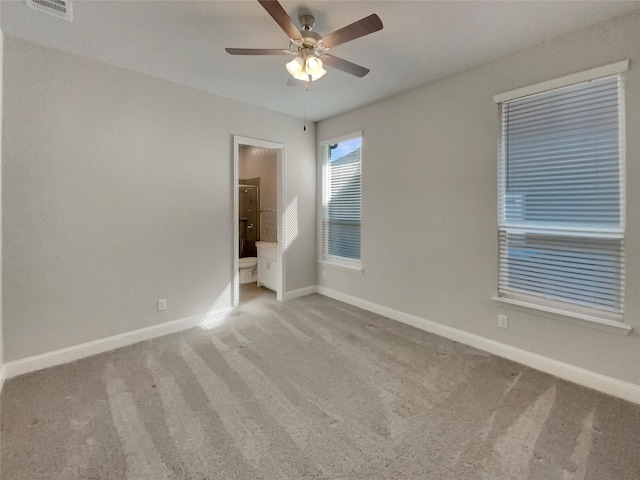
<box><xmin>493</xmin><ymin>61</ymin><xmax>630</xmax><ymax>331</ymax></box>
<box><xmin>319</xmin><ymin>131</ymin><xmax>363</xmax><ymax>271</ymax></box>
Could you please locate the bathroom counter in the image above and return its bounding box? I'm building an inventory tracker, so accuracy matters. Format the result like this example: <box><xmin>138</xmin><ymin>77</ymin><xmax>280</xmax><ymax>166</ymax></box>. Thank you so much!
<box><xmin>255</xmin><ymin>241</ymin><xmax>277</xmax><ymax>251</ymax></box>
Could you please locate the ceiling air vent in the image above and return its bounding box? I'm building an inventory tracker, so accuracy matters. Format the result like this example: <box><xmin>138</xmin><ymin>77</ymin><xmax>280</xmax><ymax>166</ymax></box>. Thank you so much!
<box><xmin>26</xmin><ymin>0</ymin><xmax>73</xmax><ymax>22</ymax></box>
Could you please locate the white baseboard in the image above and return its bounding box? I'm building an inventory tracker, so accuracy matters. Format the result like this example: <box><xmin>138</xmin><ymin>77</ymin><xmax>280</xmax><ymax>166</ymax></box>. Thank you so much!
<box><xmin>317</xmin><ymin>286</ymin><xmax>640</xmax><ymax>405</ymax></box>
<box><xmin>283</xmin><ymin>285</ymin><xmax>318</xmax><ymax>301</ymax></box>
<box><xmin>4</xmin><ymin>313</ymin><xmax>206</xmax><ymax>380</ymax></box>
<box><xmin>6</xmin><ymin>288</ymin><xmax>639</xmax><ymax>405</ymax></box>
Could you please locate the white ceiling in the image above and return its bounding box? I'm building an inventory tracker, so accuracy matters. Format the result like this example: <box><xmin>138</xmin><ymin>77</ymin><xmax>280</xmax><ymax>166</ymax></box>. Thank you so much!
<box><xmin>2</xmin><ymin>1</ymin><xmax>638</xmax><ymax>121</ymax></box>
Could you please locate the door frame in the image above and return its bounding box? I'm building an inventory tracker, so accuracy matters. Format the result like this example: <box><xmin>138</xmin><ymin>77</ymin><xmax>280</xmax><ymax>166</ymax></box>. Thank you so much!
<box><xmin>233</xmin><ymin>135</ymin><xmax>285</xmax><ymax>306</ymax></box>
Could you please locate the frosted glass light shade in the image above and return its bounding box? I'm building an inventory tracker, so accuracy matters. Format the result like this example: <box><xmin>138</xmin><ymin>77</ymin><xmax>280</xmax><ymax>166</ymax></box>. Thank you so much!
<box><xmin>286</xmin><ymin>54</ymin><xmax>325</xmax><ymax>82</ymax></box>
<box><xmin>286</xmin><ymin>57</ymin><xmax>305</xmax><ymax>76</ymax></box>
<box><xmin>293</xmin><ymin>71</ymin><xmax>310</xmax><ymax>81</ymax></box>
<box><xmin>310</xmin><ymin>68</ymin><xmax>326</xmax><ymax>81</ymax></box>
<box><xmin>305</xmin><ymin>56</ymin><xmax>323</xmax><ymax>74</ymax></box>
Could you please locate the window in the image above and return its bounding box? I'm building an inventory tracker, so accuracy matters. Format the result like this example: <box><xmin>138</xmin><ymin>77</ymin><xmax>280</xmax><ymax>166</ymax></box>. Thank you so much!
<box><xmin>321</xmin><ymin>133</ymin><xmax>362</xmax><ymax>268</ymax></box>
<box><xmin>495</xmin><ymin>62</ymin><xmax>627</xmax><ymax>321</ymax></box>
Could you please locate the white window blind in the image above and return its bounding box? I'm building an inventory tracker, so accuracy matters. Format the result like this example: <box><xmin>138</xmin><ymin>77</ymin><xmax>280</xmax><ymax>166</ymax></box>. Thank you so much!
<box><xmin>498</xmin><ymin>73</ymin><xmax>625</xmax><ymax>317</ymax></box>
<box><xmin>322</xmin><ymin>135</ymin><xmax>362</xmax><ymax>266</ymax></box>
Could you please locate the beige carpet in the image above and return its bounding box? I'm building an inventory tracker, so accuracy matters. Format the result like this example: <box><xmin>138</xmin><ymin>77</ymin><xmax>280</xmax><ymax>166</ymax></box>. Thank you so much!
<box><xmin>2</xmin><ymin>284</ymin><xmax>639</xmax><ymax>479</ymax></box>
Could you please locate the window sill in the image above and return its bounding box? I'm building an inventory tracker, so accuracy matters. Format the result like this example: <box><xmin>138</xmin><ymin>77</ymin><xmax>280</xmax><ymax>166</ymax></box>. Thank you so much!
<box><xmin>319</xmin><ymin>260</ymin><xmax>363</xmax><ymax>274</ymax></box>
<box><xmin>492</xmin><ymin>296</ymin><xmax>631</xmax><ymax>335</ymax></box>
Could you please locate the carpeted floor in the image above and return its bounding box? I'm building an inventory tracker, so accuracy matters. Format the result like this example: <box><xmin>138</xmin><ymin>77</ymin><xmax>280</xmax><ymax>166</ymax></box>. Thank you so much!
<box><xmin>2</xmin><ymin>284</ymin><xmax>639</xmax><ymax>479</ymax></box>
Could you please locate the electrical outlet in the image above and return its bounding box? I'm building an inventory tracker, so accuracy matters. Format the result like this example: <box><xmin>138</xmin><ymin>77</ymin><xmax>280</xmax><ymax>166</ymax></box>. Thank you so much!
<box><xmin>498</xmin><ymin>314</ymin><xmax>508</xmax><ymax>329</ymax></box>
<box><xmin>158</xmin><ymin>299</ymin><xmax>167</xmax><ymax>311</ymax></box>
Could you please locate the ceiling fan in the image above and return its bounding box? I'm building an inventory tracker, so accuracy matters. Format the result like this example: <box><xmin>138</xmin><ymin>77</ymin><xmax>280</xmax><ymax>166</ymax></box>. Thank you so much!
<box><xmin>225</xmin><ymin>0</ymin><xmax>383</xmax><ymax>82</ymax></box>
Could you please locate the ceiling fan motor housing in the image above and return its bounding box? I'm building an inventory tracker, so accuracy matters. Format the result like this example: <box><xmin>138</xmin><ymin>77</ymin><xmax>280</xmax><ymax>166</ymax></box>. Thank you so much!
<box><xmin>299</xmin><ymin>14</ymin><xmax>315</xmax><ymax>31</ymax></box>
<box><xmin>295</xmin><ymin>14</ymin><xmax>322</xmax><ymax>52</ymax></box>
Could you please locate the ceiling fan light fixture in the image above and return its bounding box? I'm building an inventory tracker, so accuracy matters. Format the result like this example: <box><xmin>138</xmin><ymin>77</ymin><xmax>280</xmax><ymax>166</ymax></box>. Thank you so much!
<box><xmin>305</xmin><ymin>56</ymin><xmax>323</xmax><ymax>74</ymax></box>
<box><xmin>310</xmin><ymin>67</ymin><xmax>326</xmax><ymax>81</ymax></box>
<box><xmin>287</xmin><ymin>54</ymin><xmax>325</xmax><ymax>82</ymax></box>
<box><xmin>293</xmin><ymin>71</ymin><xmax>310</xmax><ymax>82</ymax></box>
<box><xmin>286</xmin><ymin>56</ymin><xmax>305</xmax><ymax>77</ymax></box>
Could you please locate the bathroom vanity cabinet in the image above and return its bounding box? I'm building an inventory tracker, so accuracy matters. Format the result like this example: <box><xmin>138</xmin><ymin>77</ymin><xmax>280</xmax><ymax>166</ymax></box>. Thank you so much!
<box><xmin>256</xmin><ymin>242</ymin><xmax>278</xmax><ymax>292</ymax></box>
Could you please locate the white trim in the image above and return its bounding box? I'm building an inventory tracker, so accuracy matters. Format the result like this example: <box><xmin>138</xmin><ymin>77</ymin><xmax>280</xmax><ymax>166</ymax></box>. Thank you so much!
<box><xmin>493</xmin><ymin>296</ymin><xmax>630</xmax><ymax>335</ymax></box>
<box><xmin>319</xmin><ymin>130</ymin><xmax>363</xmax><ymax>146</ymax></box>
<box><xmin>3</xmin><ymin>313</ymin><xmax>205</xmax><ymax>379</ymax></box>
<box><xmin>277</xmin><ymin>145</ymin><xmax>285</xmax><ymax>302</ymax></box>
<box><xmin>317</xmin><ymin>286</ymin><xmax>640</xmax><ymax>405</ymax></box>
<box><xmin>493</xmin><ymin>60</ymin><xmax>629</xmax><ymax>103</ymax></box>
<box><xmin>319</xmin><ymin>260</ymin><xmax>363</xmax><ymax>273</ymax></box>
<box><xmin>619</xmin><ymin>73</ymin><xmax>627</xmax><ymax>232</ymax></box>
<box><xmin>283</xmin><ymin>285</ymin><xmax>318</xmax><ymax>301</ymax></box>
<box><xmin>318</xmin><ymin>143</ymin><xmax>325</xmax><ymax>271</ymax></box>
<box><xmin>234</xmin><ymin>138</ymin><xmax>240</xmax><ymax>306</ymax></box>
<box><xmin>319</xmin><ymin>133</ymin><xmax>363</xmax><ymax>268</ymax></box>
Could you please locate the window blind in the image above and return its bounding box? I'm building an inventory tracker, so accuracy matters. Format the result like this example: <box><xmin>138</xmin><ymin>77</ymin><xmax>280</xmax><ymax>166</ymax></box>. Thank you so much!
<box><xmin>498</xmin><ymin>74</ymin><xmax>624</xmax><ymax>315</ymax></box>
<box><xmin>322</xmin><ymin>142</ymin><xmax>361</xmax><ymax>264</ymax></box>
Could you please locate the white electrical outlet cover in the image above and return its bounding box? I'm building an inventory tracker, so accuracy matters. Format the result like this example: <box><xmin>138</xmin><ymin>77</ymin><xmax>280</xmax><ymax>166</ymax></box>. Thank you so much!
<box><xmin>158</xmin><ymin>299</ymin><xmax>167</xmax><ymax>311</ymax></box>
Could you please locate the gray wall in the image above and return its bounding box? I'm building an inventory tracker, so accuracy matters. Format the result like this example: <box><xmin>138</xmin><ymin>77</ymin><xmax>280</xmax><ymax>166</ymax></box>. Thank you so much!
<box><xmin>317</xmin><ymin>12</ymin><xmax>640</xmax><ymax>385</ymax></box>
<box><xmin>2</xmin><ymin>37</ymin><xmax>316</xmax><ymax>362</ymax></box>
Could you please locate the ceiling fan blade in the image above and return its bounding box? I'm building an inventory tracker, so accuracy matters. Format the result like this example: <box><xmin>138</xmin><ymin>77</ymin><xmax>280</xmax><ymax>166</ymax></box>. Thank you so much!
<box><xmin>321</xmin><ymin>14</ymin><xmax>383</xmax><ymax>48</ymax></box>
<box><xmin>322</xmin><ymin>54</ymin><xmax>370</xmax><ymax>78</ymax></box>
<box><xmin>225</xmin><ymin>48</ymin><xmax>289</xmax><ymax>55</ymax></box>
<box><xmin>258</xmin><ymin>0</ymin><xmax>303</xmax><ymax>41</ymax></box>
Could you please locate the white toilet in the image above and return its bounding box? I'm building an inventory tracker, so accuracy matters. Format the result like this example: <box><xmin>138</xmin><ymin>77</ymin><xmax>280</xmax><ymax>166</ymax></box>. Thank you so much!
<box><xmin>238</xmin><ymin>257</ymin><xmax>258</xmax><ymax>284</ymax></box>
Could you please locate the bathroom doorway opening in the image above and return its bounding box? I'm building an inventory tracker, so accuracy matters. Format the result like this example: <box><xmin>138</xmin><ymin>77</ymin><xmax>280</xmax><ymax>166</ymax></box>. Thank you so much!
<box><xmin>233</xmin><ymin>136</ymin><xmax>284</xmax><ymax>307</ymax></box>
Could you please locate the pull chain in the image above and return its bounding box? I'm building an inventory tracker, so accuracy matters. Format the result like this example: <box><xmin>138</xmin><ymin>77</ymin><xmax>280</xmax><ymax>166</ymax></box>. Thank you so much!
<box><xmin>303</xmin><ymin>83</ymin><xmax>309</xmax><ymax>131</ymax></box>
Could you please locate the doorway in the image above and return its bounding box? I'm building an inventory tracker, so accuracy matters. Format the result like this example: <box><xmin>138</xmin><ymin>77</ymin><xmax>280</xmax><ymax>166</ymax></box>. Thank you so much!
<box><xmin>233</xmin><ymin>136</ymin><xmax>284</xmax><ymax>307</ymax></box>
